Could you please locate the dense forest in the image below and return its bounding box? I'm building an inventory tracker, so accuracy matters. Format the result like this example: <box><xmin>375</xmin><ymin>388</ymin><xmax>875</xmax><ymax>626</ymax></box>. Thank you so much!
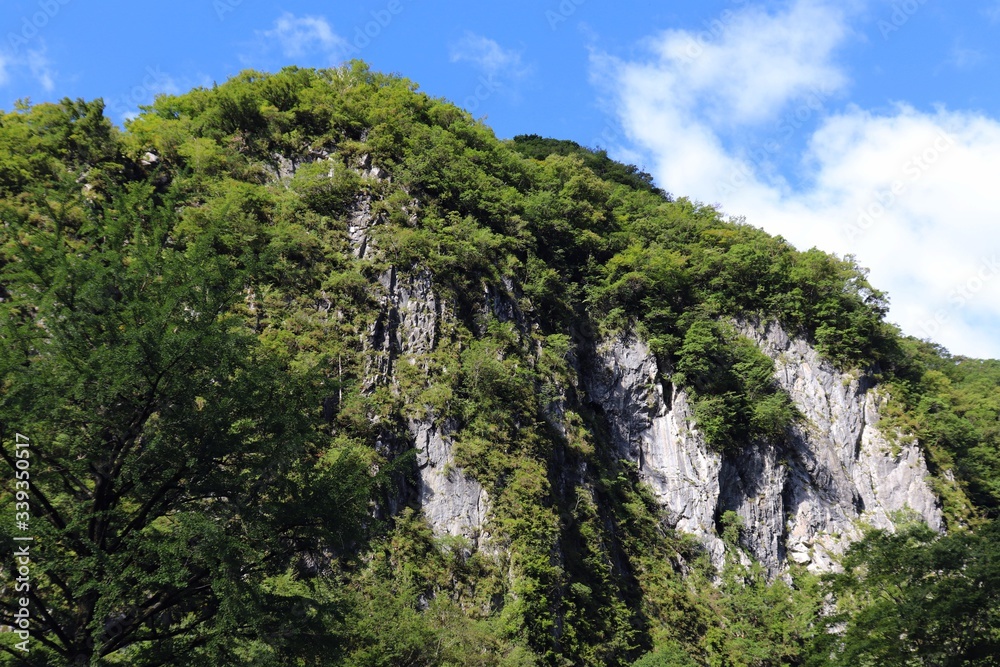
<box><xmin>0</xmin><ymin>64</ymin><xmax>997</xmax><ymax>665</ymax></box>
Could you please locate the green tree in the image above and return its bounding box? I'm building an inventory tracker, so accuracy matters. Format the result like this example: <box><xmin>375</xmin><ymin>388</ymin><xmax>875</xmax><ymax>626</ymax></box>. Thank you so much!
<box><xmin>3</xmin><ymin>65</ymin><xmax>997</xmax><ymax>667</ymax></box>
<box><xmin>812</xmin><ymin>521</ymin><xmax>1000</xmax><ymax>666</ymax></box>
<box><xmin>675</xmin><ymin>321</ymin><xmax>798</xmax><ymax>450</ymax></box>
<box><xmin>0</xmin><ymin>183</ymin><xmax>368</xmax><ymax>665</ymax></box>
<box><xmin>632</xmin><ymin>642</ymin><xmax>698</xmax><ymax>667</ymax></box>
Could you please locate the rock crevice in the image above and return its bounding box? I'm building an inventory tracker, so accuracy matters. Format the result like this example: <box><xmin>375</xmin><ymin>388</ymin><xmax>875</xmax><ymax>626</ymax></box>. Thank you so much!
<box><xmin>583</xmin><ymin>322</ymin><xmax>942</xmax><ymax>574</ymax></box>
<box><xmin>367</xmin><ymin>268</ymin><xmax>491</xmax><ymax>542</ymax></box>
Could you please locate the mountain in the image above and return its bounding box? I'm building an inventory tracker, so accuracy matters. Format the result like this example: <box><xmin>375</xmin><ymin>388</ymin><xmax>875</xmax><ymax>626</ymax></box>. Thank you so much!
<box><xmin>1</xmin><ymin>63</ymin><xmax>998</xmax><ymax>666</ymax></box>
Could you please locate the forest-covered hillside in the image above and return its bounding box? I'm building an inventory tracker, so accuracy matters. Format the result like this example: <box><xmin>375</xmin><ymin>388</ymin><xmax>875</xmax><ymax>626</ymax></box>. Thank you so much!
<box><xmin>0</xmin><ymin>64</ymin><xmax>998</xmax><ymax>666</ymax></box>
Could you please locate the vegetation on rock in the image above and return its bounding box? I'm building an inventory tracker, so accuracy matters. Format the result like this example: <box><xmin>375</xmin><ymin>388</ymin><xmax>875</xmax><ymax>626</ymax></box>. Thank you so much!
<box><xmin>0</xmin><ymin>63</ymin><xmax>997</xmax><ymax>665</ymax></box>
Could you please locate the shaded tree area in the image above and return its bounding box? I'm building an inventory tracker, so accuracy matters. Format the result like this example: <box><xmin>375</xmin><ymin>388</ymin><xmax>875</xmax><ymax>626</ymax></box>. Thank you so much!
<box><xmin>0</xmin><ymin>177</ymin><xmax>370</xmax><ymax>664</ymax></box>
<box><xmin>809</xmin><ymin>521</ymin><xmax>1000</xmax><ymax>667</ymax></box>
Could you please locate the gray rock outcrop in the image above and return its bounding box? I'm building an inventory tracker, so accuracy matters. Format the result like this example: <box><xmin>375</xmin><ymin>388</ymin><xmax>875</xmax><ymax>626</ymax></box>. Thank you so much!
<box><xmin>366</xmin><ymin>266</ymin><xmax>490</xmax><ymax>542</ymax></box>
<box><xmin>585</xmin><ymin>322</ymin><xmax>943</xmax><ymax>575</ymax></box>
<box><xmin>411</xmin><ymin>417</ymin><xmax>490</xmax><ymax>545</ymax></box>
<box><xmin>347</xmin><ymin>156</ymin><xmax>940</xmax><ymax>573</ymax></box>
<box><xmin>584</xmin><ymin>336</ymin><xmax>725</xmax><ymax>566</ymax></box>
<box><xmin>737</xmin><ymin>320</ymin><xmax>942</xmax><ymax>573</ymax></box>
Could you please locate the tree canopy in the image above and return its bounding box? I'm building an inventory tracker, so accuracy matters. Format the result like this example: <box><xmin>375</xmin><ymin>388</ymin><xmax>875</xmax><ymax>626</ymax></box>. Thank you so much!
<box><xmin>0</xmin><ymin>64</ymin><xmax>996</xmax><ymax>666</ymax></box>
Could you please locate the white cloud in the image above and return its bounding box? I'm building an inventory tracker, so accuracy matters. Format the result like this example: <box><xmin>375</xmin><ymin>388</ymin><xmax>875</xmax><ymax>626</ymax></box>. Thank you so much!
<box><xmin>599</xmin><ymin>0</ymin><xmax>1000</xmax><ymax>359</ymax></box>
<box><xmin>0</xmin><ymin>43</ymin><xmax>56</xmax><ymax>92</ymax></box>
<box><xmin>645</xmin><ymin>0</ymin><xmax>849</xmax><ymax>126</ymax></box>
<box><xmin>985</xmin><ymin>1</ymin><xmax>1000</xmax><ymax>23</ymax></box>
<box><xmin>261</xmin><ymin>13</ymin><xmax>347</xmax><ymax>59</ymax></box>
<box><xmin>450</xmin><ymin>32</ymin><xmax>530</xmax><ymax>79</ymax></box>
<box><xmin>26</xmin><ymin>49</ymin><xmax>54</xmax><ymax>91</ymax></box>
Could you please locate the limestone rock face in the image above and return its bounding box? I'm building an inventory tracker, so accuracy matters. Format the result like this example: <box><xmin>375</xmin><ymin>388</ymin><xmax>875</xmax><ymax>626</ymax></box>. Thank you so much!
<box><xmin>361</xmin><ymin>244</ymin><xmax>940</xmax><ymax>573</ymax></box>
<box><xmin>737</xmin><ymin>320</ymin><xmax>942</xmax><ymax>573</ymax></box>
<box><xmin>346</xmin><ymin>159</ymin><xmax>384</xmax><ymax>260</ymax></box>
<box><xmin>584</xmin><ymin>323</ymin><xmax>942</xmax><ymax>575</ymax></box>
<box><xmin>366</xmin><ymin>267</ymin><xmax>490</xmax><ymax>542</ymax></box>
<box><xmin>584</xmin><ymin>336</ymin><xmax>725</xmax><ymax>566</ymax></box>
<box><xmin>332</xmin><ymin>145</ymin><xmax>942</xmax><ymax>576</ymax></box>
<box><xmin>411</xmin><ymin>417</ymin><xmax>489</xmax><ymax>545</ymax></box>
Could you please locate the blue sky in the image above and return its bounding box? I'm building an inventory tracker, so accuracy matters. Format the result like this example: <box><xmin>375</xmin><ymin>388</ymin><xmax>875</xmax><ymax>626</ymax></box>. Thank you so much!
<box><xmin>3</xmin><ymin>0</ymin><xmax>999</xmax><ymax>359</ymax></box>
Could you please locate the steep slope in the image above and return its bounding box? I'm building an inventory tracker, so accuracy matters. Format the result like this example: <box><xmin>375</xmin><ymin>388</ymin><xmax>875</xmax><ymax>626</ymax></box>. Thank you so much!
<box><xmin>2</xmin><ymin>64</ymin><xmax>995</xmax><ymax>666</ymax></box>
<box><xmin>737</xmin><ymin>320</ymin><xmax>941</xmax><ymax>571</ymax></box>
<box><xmin>373</xmin><ymin>270</ymin><xmax>943</xmax><ymax>576</ymax></box>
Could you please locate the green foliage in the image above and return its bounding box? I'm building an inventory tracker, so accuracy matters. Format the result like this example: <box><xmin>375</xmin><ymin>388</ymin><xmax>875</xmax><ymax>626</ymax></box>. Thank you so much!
<box><xmin>509</xmin><ymin>134</ymin><xmax>667</xmax><ymax>198</ymax></box>
<box><xmin>290</xmin><ymin>159</ymin><xmax>363</xmax><ymax>218</ymax></box>
<box><xmin>813</xmin><ymin>521</ymin><xmax>1000</xmax><ymax>666</ymax></box>
<box><xmin>703</xmin><ymin>562</ymin><xmax>820</xmax><ymax>667</ymax></box>
<box><xmin>675</xmin><ymin>321</ymin><xmax>798</xmax><ymax>450</ymax></box>
<box><xmin>341</xmin><ymin>510</ymin><xmax>529</xmax><ymax>667</ymax></box>
<box><xmin>0</xmin><ymin>181</ymin><xmax>370</xmax><ymax>664</ymax></box>
<box><xmin>0</xmin><ymin>63</ymin><xmax>995</xmax><ymax>666</ymax></box>
<box><xmin>632</xmin><ymin>642</ymin><xmax>698</xmax><ymax>667</ymax></box>
<box><xmin>880</xmin><ymin>338</ymin><xmax>1000</xmax><ymax>522</ymax></box>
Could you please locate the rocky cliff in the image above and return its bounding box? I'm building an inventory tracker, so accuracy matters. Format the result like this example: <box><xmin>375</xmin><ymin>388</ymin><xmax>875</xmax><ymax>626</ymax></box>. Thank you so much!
<box><xmin>581</xmin><ymin>321</ymin><xmax>942</xmax><ymax>575</ymax></box>
<box><xmin>378</xmin><ymin>274</ymin><xmax>943</xmax><ymax>574</ymax></box>
<box><xmin>293</xmin><ymin>90</ymin><xmax>944</xmax><ymax>578</ymax></box>
<box><xmin>9</xmin><ymin>65</ymin><xmax>993</xmax><ymax>666</ymax></box>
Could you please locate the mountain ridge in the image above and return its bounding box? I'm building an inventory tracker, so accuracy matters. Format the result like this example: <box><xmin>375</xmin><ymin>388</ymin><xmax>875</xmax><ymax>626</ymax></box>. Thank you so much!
<box><xmin>1</xmin><ymin>62</ymin><xmax>998</xmax><ymax>665</ymax></box>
